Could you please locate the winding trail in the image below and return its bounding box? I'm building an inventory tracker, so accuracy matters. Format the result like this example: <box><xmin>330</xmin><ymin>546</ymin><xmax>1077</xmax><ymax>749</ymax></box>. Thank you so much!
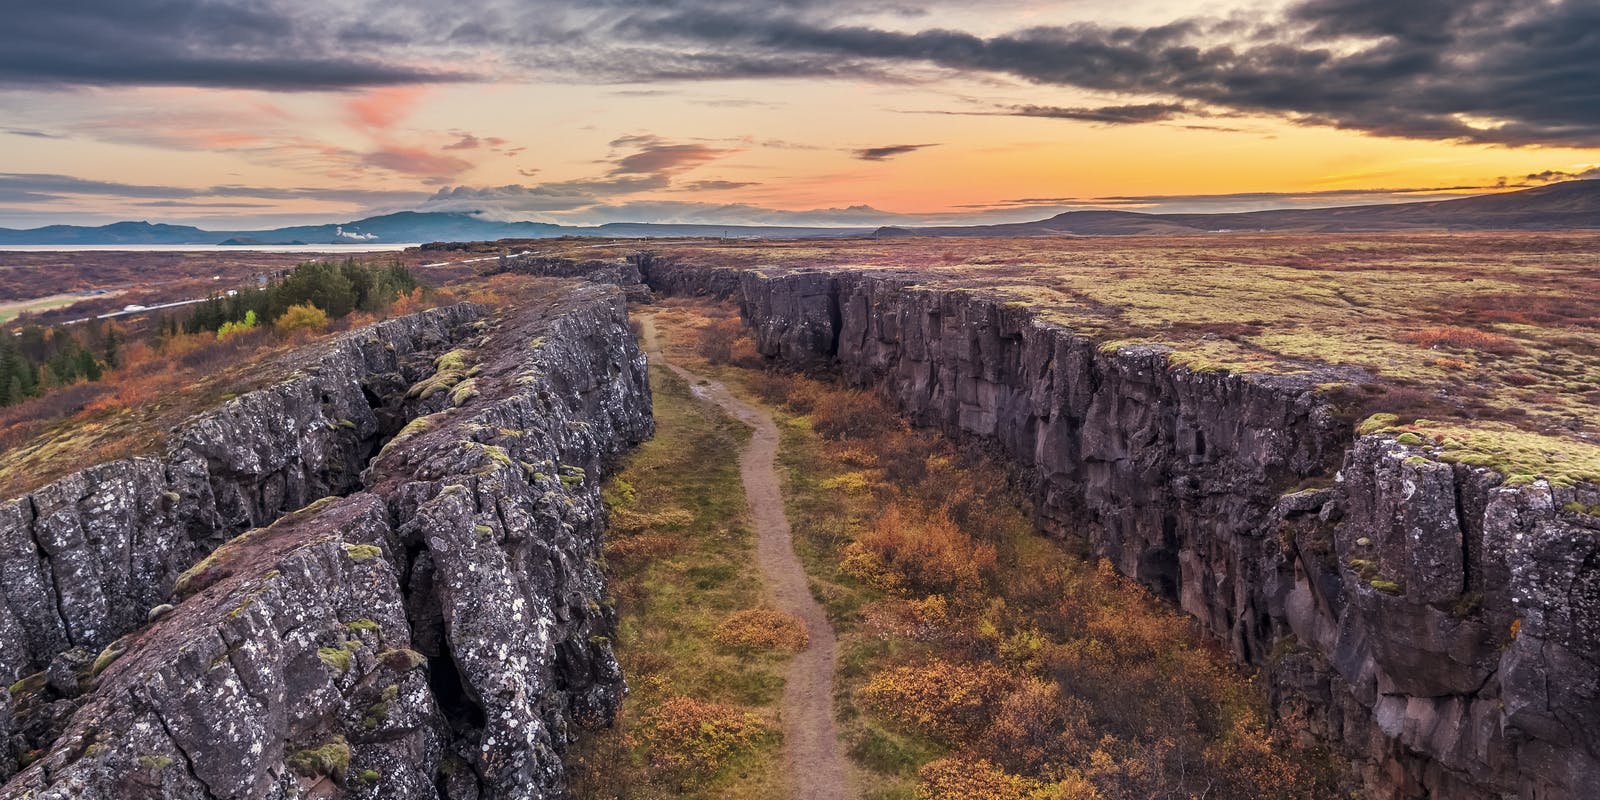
<box><xmin>640</xmin><ymin>314</ymin><xmax>852</xmax><ymax>800</ymax></box>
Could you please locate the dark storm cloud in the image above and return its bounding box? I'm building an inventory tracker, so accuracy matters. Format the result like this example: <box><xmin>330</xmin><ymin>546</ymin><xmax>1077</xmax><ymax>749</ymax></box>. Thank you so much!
<box><xmin>0</xmin><ymin>0</ymin><xmax>475</xmax><ymax>90</ymax></box>
<box><xmin>854</xmin><ymin>143</ymin><xmax>937</xmax><ymax>160</ymax></box>
<box><xmin>605</xmin><ymin>0</ymin><xmax>1600</xmax><ymax>147</ymax></box>
<box><xmin>5</xmin><ymin>0</ymin><xmax>1599</xmax><ymax>147</ymax></box>
<box><xmin>1004</xmin><ymin>103</ymin><xmax>1190</xmax><ymax>124</ymax></box>
<box><xmin>0</xmin><ymin>173</ymin><xmax>426</xmax><ymax>205</ymax></box>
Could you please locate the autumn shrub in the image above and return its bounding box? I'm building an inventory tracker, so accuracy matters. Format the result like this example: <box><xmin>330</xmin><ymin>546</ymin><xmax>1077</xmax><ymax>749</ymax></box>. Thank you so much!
<box><xmin>861</xmin><ymin>595</ymin><xmax>953</xmax><ymax>642</ymax></box>
<box><xmin>215</xmin><ymin>310</ymin><xmax>257</xmax><ymax>339</ymax></box>
<box><xmin>696</xmin><ymin>317</ymin><xmax>761</xmax><ymax>366</ymax></box>
<box><xmin>712</xmin><ymin>608</ymin><xmax>810</xmax><ymax>654</ymax></box>
<box><xmin>916</xmin><ymin>757</ymin><xmax>1099</xmax><ymax>800</ymax></box>
<box><xmin>1401</xmin><ymin>325</ymin><xmax>1524</xmax><ymax>355</ymax></box>
<box><xmin>857</xmin><ymin>659</ymin><xmax>1011</xmax><ymax>742</ymax></box>
<box><xmin>811</xmin><ymin>386</ymin><xmax>901</xmax><ymax>440</ymax></box>
<box><xmin>840</xmin><ymin>504</ymin><xmax>996</xmax><ymax>597</ymax></box>
<box><xmin>637</xmin><ymin>697</ymin><xmax>772</xmax><ymax>780</ymax></box>
<box><xmin>276</xmin><ymin>303</ymin><xmax>329</xmax><ymax>333</ymax></box>
<box><xmin>981</xmin><ymin>678</ymin><xmax>1092</xmax><ymax>776</ymax></box>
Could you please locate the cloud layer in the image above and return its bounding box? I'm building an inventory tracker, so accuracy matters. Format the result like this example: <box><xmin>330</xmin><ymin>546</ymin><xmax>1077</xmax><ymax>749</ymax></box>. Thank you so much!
<box><xmin>2</xmin><ymin>1</ymin><xmax>1596</xmax><ymax>147</ymax></box>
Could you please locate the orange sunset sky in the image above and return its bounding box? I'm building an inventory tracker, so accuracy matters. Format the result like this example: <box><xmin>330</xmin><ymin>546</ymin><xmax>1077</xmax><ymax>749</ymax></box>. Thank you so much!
<box><xmin>1</xmin><ymin>0</ymin><xmax>1596</xmax><ymax>229</ymax></box>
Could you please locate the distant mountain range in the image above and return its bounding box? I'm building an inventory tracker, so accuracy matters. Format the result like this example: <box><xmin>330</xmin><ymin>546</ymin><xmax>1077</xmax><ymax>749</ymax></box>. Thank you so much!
<box><xmin>874</xmin><ymin>180</ymin><xmax>1600</xmax><ymax>237</ymax></box>
<box><xmin>0</xmin><ymin>211</ymin><xmax>871</xmax><ymax>246</ymax></box>
<box><xmin>0</xmin><ymin>181</ymin><xmax>1595</xmax><ymax>246</ymax></box>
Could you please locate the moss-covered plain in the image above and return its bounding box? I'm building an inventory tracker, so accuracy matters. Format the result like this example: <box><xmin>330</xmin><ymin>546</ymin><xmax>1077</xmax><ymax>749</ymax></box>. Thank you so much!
<box><xmin>538</xmin><ymin>233</ymin><xmax>1600</xmax><ymax>484</ymax></box>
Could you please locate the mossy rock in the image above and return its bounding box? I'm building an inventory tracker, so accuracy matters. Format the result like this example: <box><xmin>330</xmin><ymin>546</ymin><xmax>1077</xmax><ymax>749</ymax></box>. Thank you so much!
<box><xmin>286</xmin><ymin>737</ymin><xmax>351</xmax><ymax>779</ymax></box>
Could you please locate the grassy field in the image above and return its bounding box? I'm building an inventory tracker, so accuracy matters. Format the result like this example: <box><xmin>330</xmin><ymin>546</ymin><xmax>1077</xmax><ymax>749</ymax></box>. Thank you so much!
<box><xmin>0</xmin><ymin>292</ymin><xmax>104</xmax><ymax>324</ymax></box>
<box><xmin>643</xmin><ymin>299</ymin><xmax>1339</xmax><ymax>800</ymax></box>
<box><xmin>568</xmin><ymin>364</ymin><xmax>795</xmax><ymax>800</ymax></box>
<box><xmin>529</xmin><ymin>233</ymin><xmax>1600</xmax><ymax>486</ymax></box>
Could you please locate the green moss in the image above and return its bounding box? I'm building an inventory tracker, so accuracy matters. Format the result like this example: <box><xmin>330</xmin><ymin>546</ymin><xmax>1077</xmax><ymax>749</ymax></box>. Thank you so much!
<box><xmin>317</xmin><ymin>643</ymin><xmax>358</xmax><ymax>675</ymax></box>
<box><xmin>90</xmin><ymin>639</ymin><xmax>128</xmax><ymax>678</ymax></box>
<box><xmin>449</xmin><ymin>379</ymin><xmax>479</xmax><ymax>407</ymax></box>
<box><xmin>1369</xmin><ymin>579</ymin><xmax>1405</xmax><ymax>595</ymax></box>
<box><xmin>335</xmin><ymin>418</ymin><xmax>357</xmax><ymax>430</ymax></box>
<box><xmin>363</xmin><ymin>684</ymin><xmax>402</xmax><ymax>729</ymax></box>
<box><xmin>344</xmin><ymin>618</ymin><xmax>380</xmax><ymax>635</ymax></box>
<box><xmin>9</xmin><ymin>670</ymin><xmax>46</xmax><ymax>696</ymax></box>
<box><xmin>376</xmin><ymin>413</ymin><xmax>443</xmax><ymax>462</ymax></box>
<box><xmin>408</xmin><ymin>349</ymin><xmax>476</xmax><ymax>400</ymax></box>
<box><xmin>343</xmin><ymin>543</ymin><xmax>383</xmax><ymax>563</ymax></box>
<box><xmin>1365</xmin><ymin>419</ymin><xmax>1600</xmax><ymax>486</ymax></box>
<box><xmin>356</xmin><ymin>768</ymin><xmax>381</xmax><ymax>786</ymax></box>
<box><xmin>137</xmin><ymin>754</ymin><xmax>174</xmax><ymax>771</ymax></box>
<box><xmin>286</xmin><ymin>737</ymin><xmax>351</xmax><ymax>779</ymax></box>
<box><xmin>1357</xmin><ymin>413</ymin><xmax>1400</xmax><ymax>436</ymax></box>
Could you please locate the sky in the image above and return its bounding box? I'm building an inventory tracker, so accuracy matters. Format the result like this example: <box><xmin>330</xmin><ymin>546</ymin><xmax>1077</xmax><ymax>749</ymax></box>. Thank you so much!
<box><xmin>0</xmin><ymin>0</ymin><xmax>1597</xmax><ymax>229</ymax></box>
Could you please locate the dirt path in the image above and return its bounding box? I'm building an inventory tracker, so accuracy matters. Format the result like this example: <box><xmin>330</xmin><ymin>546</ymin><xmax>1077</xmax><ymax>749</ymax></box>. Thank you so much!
<box><xmin>640</xmin><ymin>315</ymin><xmax>853</xmax><ymax>800</ymax></box>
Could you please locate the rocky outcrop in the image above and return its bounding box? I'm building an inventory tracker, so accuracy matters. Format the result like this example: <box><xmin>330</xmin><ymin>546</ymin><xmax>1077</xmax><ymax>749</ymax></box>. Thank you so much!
<box><xmin>0</xmin><ymin>284</ymin><xmax>652</xmax><ymax>798</ymax></box>
<box><xmin>0</xmin><ymin>304</ymin><xmax>481</xmax><ymax>687</ymax></box>
<box><xmin>491</xmin><ymin>253</ymin><xmax>655</xmax><ymax>303</ymax></box>
<box><xmin>641</xmin><ymin>261</ymin><xmax>1600</xmax><ymax>800</ymax></box>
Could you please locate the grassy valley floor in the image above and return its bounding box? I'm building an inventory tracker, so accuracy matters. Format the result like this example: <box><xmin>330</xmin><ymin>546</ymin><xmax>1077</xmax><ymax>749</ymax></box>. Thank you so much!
<box><xmin>617</xmin><ymin>298</ymin><xmax>1342</xmax><ymax>800</ymax></box>
<box><xmin>568</xmin><ymin>359</ymin><xmax>794</xmax><ymax>800</ymax></box>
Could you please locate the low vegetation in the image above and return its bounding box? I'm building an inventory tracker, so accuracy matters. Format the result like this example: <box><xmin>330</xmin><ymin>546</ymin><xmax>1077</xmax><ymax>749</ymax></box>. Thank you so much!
<box><xmin>568</xmin><ymin>367</ymin><xmax>789</xmax><ymax>799</ymax></box>
<box><xmin>0</xmin><ymin>259</ymin><xmax>439</xmax><ymax>498</ymax></box>
<box><xmin>547</xmin><ymin>233</ymin><xmax>1600</xmax><ymax>484</ymax></box>
<box><xmin>648</xmin><ymin>300</ymin><xmax>1339</xmax><ymax>800</ymax></box>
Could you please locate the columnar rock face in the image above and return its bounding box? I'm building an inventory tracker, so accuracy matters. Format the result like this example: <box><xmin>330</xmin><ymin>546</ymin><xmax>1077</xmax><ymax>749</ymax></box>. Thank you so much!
<box><xmin>0</xmin><ymin>285</ymin><xmax>653</xmax><ymax>798</ymax></box>
<box><xmin>0</xmin><ymin>304</ymin><xmax>481</xmax><ymax>687</ymax></box>
<box><xmin>640</xmin><ymin>260</ymin><xmax>1600</xmax><ymax>800</ymax></box>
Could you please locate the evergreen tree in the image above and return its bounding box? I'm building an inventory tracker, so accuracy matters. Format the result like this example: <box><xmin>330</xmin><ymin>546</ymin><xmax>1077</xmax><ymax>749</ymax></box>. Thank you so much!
<box><xmin>104</xmin><ymin>324</ymin><xmax>121</xmax><ymax>369</ymax></box>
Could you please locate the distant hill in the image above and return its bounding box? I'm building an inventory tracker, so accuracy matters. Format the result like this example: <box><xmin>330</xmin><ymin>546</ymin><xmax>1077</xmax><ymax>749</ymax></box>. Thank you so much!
<box><xmin>2</xmin><ymin>182</ymin><xmax>1595</xmax><ymax>246</ymax></box>
<box><xmin>875</xmin><ymin>180</ymin><xmax>1600</xmax><ymax>237</ymax></box>
<box><xmin>0</xmin><ymin>211</ymin><xmax>871</xmax><ymax>246</ymax></box>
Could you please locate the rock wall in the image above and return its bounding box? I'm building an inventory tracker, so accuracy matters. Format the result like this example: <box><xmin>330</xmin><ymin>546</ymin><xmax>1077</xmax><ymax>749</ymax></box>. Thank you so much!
<box><xmin>0</xmin><ymin>304</ymin><xmax>482</xmax><ymax>687</ymax></box>
<box><xmin>0</xmin><ymin>284</ymin><xmax>652</xmax><ymax>798</ymax></box>
<box><xmin>641</xmin><ymin>261</ymin><xmax>1600</xmax><ymax>800</ymax></box>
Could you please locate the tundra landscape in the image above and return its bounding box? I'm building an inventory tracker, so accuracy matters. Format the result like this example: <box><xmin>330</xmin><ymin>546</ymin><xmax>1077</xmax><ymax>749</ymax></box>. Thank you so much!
<box><xmin>0</xmin><ymin>1</ymin><xmax>1597</xmax><ymax>799</ymax></box>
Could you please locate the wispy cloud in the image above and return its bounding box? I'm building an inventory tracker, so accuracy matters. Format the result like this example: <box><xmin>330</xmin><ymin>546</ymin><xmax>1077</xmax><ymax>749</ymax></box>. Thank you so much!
<box><xmin>853</xmin><ymin>143</ymin><xmax>937</xmax><ymax>161</ymax></box>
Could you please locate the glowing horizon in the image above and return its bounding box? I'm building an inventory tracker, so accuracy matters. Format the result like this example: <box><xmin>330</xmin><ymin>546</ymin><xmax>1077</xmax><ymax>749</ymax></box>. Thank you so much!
<box><xmin>1</xmin><ymin>1</ymin><xmax>1596</xmax><ymax>229</ymax></box>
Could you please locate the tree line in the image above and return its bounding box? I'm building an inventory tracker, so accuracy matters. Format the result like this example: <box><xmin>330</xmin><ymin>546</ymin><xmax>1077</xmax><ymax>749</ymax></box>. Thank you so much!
<box><xmin>175</xmin><ymin>259</ymin><xmax>418</xmax><ymax>335</ymax></box>
<box><xmin>1</xmin><ymin>259</ymin><xmax>420</xmax><ymax>408</ymax></box>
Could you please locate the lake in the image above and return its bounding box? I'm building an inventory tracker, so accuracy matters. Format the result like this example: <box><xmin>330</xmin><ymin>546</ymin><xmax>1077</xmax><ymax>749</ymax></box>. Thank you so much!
<box><xmin>0</xmin><ymin>244</ymin><xmax>419</xmax><ymax>253</ymax></box>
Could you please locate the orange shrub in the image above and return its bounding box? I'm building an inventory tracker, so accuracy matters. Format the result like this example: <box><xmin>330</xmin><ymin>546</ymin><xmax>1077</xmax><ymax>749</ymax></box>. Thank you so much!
<box><xmin>857</xmin><ymin>659</ymin><xmax>1011</xmax><ymax>741</ymax></box>
<box><xmin>638</xmin><ymin>697</ymin><xmax>772</xmax><ymax>780</ymax></box>
<box><xmin>1401</xmin><ymin>325</ymin><xmax>1523</xmax><ymax>355</ymax></box>
<box><xmin>916</xmin><ymin>757</ymin><xmax>1099</xmax><ymax>800</ymax></box>
<box><xmin>696</xmin><ymin>317</ymin><xmax>761</xmax><ymax>366</ymax></box>
<box><xmin>713</xmin><ymin>608</ymin><xmax>810</xmax><ymax>654</ymax></box>
<box><xmin>841</xmin><ymin>505</ymin><xmax>996</xmax><ymax>597</ymax></box>
<box><xmin>811</xmin><ymin>387</ymin><xmax>901</xmax><ymax>440</ymax></box>
<box><xmin>982</xmin><ymin>678</ymin><xmax>1092</xmax><ymax>775</ymax></box>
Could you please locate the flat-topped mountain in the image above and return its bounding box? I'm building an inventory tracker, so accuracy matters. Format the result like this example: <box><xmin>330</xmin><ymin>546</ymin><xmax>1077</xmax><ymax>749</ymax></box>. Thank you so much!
<box><xmin>875</xmin><ymin>180</ymin><xmax>1600</xmax><ymax>237</ymax></box>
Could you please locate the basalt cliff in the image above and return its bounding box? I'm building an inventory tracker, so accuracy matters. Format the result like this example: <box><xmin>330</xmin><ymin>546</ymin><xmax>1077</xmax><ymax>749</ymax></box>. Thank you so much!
<box><xmin>638</xmin><ymin>259</ymin><xmax>1600</xmax><ymax>800</ymax></box>
<box><xmin>0</xmin><ymin>282</ymin><xmax>652</xmax><ymax>798</ymax></box>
